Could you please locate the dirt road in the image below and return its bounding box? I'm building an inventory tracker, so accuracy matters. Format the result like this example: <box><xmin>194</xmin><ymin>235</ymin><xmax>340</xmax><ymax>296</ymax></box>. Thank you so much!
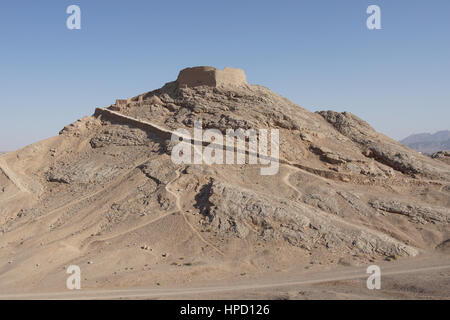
<box><xmin>1</xmin><ymin>255</ymin><xmax>448</xmax><ymax>300</ymax></box>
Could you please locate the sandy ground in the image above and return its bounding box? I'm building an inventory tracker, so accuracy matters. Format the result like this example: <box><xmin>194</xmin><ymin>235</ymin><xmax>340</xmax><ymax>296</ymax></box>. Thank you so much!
<box><xmin>0</xmin><ymin>253</ymin><xmax>448</xmax><ymax>300</ymax></box>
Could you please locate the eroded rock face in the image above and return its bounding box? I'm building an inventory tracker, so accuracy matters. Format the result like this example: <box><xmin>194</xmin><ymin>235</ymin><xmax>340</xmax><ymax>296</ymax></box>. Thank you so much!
<box><xmin>431</xmin><ymin>151</ymin><xmax>450</xmax><ymax>165</ymax></box>
<box><xmin>369</xmin><ymin>199</ymin><xmax>450</xmax><ymax>224</ymax></box>
<box><xmin>176</xmin><ymin>66</ymin><xmax>247</xmax><ymax>88</ymax></box>
<box><xmin>317</xmin><ymin>110</ymin><xmax>450</xmax><ymax>180</ymax></box>
<box><xmin>197</xmin><ymin>180</ymin><xmax>418</xmax><ymax>257</ymax></box>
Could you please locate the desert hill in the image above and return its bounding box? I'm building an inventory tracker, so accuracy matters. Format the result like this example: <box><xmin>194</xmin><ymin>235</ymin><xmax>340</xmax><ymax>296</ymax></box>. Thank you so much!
<box><xmin>0</xmin><ymin>66</ymin><xmax>448</xmax><ymax>295</ymax></box>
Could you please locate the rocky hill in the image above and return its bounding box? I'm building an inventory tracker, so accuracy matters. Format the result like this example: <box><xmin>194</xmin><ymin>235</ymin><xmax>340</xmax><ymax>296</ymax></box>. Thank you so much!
<box><xmin>0</xmin><ymin>66</ymin><xmax>448</xmax><ymax>294</ymax></box>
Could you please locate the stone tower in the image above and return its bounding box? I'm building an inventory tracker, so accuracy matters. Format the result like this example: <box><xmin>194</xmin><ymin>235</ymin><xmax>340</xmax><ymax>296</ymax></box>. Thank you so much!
<box><xmin>176</xmin><ymin>66</ymin><xmax>247</xmax><ymax>88</ymax></box>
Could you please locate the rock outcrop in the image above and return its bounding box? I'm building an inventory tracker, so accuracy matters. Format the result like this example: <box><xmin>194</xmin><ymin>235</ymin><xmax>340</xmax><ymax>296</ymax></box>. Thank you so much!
<box><xmin>317</xmin><ymin>110</ymin><xmax>450</xmax><ymax>180</ymax></box>
<box><xmin>431</xmin><ymin>150</ymin><xmax>450</xmax><ymax>165</ymax></box>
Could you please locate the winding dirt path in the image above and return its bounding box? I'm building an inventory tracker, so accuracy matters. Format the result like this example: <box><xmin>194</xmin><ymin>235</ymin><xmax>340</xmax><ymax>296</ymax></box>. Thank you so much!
<box><xmin>281</xmin><ymin>166</ymin><xmax>302</xmax><ymax>199</ymax></box>
<box><xmin>165</xmin><ymin>169</ymin><xmax>225</xmax><ymax>256</ymax></box>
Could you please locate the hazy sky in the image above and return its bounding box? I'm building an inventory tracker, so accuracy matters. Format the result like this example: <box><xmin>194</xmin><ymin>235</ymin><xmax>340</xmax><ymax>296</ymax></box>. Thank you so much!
<box><xmin>1</xmin><ymin>0</ymin><xmax>449</xmax><ymax>151</ymax></box>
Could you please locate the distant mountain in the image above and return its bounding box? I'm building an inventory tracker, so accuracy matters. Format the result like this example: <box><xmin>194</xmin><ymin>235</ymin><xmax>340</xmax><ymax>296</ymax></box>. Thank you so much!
<box><xmin>400</xmin><ymin>130</ymin><xmax>450</xmax><ymax>154</ymax></box>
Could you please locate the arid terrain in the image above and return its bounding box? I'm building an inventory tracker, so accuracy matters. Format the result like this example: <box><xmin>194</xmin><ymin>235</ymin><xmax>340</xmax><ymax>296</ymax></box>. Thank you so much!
<box><xmin>0</xmin><ymin>66</ymin><xmax>449</xmax><ymax>299</ymax></box>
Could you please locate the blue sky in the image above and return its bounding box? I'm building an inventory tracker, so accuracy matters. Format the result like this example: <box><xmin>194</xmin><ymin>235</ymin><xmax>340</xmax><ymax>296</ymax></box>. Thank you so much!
<box><xmin>0</xmin><ymin>0</ymin><xmax>449</xmax><ymax>151</ymax></box>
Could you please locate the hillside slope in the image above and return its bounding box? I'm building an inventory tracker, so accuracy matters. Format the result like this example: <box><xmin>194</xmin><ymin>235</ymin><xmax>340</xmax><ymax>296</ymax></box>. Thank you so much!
<box><xmin>0</xmin><ymin>67</ymin><xmax>448</xmax><ymax>294</ymax></box>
